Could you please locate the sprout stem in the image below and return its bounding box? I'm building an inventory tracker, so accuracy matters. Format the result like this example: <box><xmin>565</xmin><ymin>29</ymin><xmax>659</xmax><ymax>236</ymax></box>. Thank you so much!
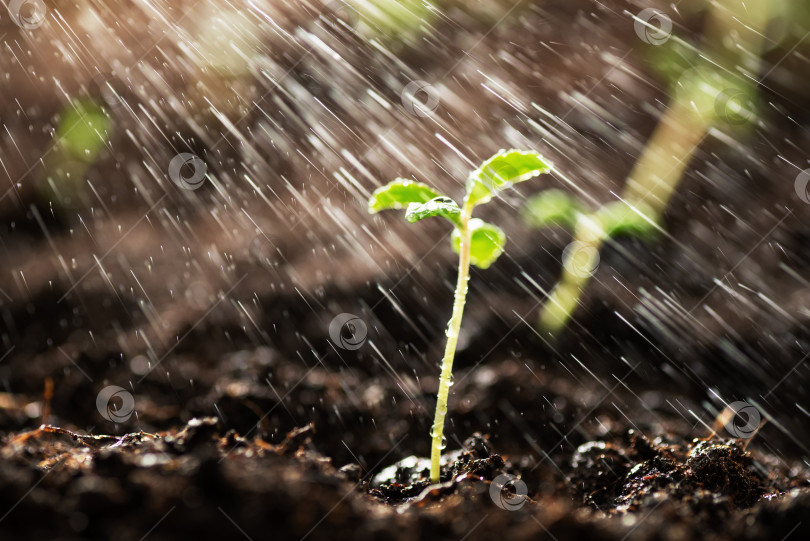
<box><xmin>540</xmin><ymin>99</ymin><xmax>706</xmax><ymax>332</ymax></box>
<box><xmin>430</xmin><ymin>206</ymin><xmax>471</xmax><ymax>483</ymax></box>
<box><xmin>538</xmin><ymin>0</ymin><xmax>772</xmax><ymax>333</ymax></box>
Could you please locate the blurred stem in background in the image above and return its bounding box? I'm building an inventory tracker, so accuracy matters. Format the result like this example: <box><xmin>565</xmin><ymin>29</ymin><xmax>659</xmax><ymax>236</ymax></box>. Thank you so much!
<box><xmin>538</xmin><ymin>0</ymin><xmax>773</xmax><ymax>333</ymax></box>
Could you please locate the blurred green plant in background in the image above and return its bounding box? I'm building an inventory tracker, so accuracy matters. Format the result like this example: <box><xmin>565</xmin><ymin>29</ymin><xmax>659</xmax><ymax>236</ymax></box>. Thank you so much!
<box><xmin>531</xmin><ymin>0</ymin><xmax>784</xmax><ymax>333</ymax></box>
<box><xmin>40</xmin><ymin>99</ymin><xmax>111</xmax><ymax>214</ymax></box>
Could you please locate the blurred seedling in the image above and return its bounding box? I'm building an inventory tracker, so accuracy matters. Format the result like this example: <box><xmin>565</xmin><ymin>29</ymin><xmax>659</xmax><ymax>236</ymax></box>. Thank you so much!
<box><xmin>39</xmin><ymin>99</ymin><xmax>111</xmax><ymax>214</ymax></box>
<box><xmin>534</xmin><ymin>0</ymin><xmax>774</xmax><ymax>333</ymax></box>
<box><xmin>368</xmin><ymin>149</ymin><xmax>550</xmax><ymax>483</ymax></box>
<box><xmin>522</xmin><ymin>191</ymin><xmax>659</xmax><ymax>333</ymax></box>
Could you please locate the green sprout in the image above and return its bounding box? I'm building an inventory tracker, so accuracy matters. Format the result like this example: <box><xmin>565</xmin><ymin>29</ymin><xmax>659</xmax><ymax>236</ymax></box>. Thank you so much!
<box><xmin>523</xmin><ymin>191</ymin><xmax>659</xmax><ymax>332</ymax></box>
<box><xmin>38</xmin><ymin>99</ymin><xmax>112</xmax><ymax>214</ymax></box>
<box><xmin>56</xmin><ymin>100</ymin><xmax>111</xmax><ymax>162</ymax></box>
<box><xmin>524</xmin><ymin>0</ymin><xmax>776</xmax><ymax>334</ymax></box>
<box><xmin>368</xmin><ymin>149</ymin><xmax>550</xmax><ymax>483</ymax></box>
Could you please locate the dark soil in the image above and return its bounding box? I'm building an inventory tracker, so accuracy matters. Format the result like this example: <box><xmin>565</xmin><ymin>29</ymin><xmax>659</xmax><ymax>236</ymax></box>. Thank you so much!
<box><xmin>1</xmin><ymin>0</ymin><xmax>810</xmax><ymax>540</ymax></box>
<box><xmin>0</xmin><ymin>355</ymin><xmax>808</xmax><ymax>540</ymax></box>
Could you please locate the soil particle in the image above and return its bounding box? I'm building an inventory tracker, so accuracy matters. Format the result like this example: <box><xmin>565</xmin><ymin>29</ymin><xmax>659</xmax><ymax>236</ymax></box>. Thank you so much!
<box><xmin>569</xmin><ymin>440</ymin><xmax>632</xmax><ymax>508</ymax></box>
<box><xmin>370</xmin><ymin>433</ymin><xmax>506</xmax><ymax>504</ymax></box>
<box><xmin>570</xmin><ymin>430</ymin><xmax>773</xmax><ymax>517</ymax></box>
<box><xmin>685</xmin><ymin>440</ymin><xmax>765</xmax><ymax>508</ymax></box>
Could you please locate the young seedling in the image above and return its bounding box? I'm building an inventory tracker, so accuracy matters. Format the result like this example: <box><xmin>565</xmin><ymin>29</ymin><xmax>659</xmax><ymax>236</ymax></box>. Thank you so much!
<box><xmin>523</xmin><ymin>0</ymin><xmax>772</xmax><ymax>334</ymax></box>
<box><xmin>522</xmin><ymin>190</ymin><xmax>659</xmax><ymax>332</ymax></box>
<box><xmin>368</xmin><ymin>149</ymin><xmax>550</xmax><ymax>483</ymax></box>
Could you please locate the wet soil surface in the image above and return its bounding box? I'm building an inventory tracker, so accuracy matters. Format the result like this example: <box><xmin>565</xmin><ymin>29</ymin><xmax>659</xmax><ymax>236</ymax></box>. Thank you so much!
<box><xmin>1</xmin><ymin>0</ymin><xmax>810</xmax><ymax>539</ymax></box>
<box><xmin>1</xmin><ymin>356</ymin><xmax>809</xmax><ymax>540</ymax></box>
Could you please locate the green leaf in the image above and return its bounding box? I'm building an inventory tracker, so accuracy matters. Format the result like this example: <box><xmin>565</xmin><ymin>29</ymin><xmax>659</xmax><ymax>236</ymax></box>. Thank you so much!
<box><xmin>522</xmin><ymin>189</ymin><xmax>584</xmax><ymax>229</ymax></box>
<box><xmin>368</xmin><ymin>179</ymin><xmax>442</xmax><ymax>213</ymax></box>
<box><xmin>405</xmin><ymin>196</ymin><xmax>462</xmax><ymax>227</ymax></box>
<box><xmin>57</xmin><ymin>100</ymin><xmax>111</xmax><ymax>162</ymax></box>
<box><xmin>465</xmin><ymin>149</ymin><xmax>551</xmax><ymax>208</ymax></box>
<box><xmin>675</xmin><ymin>67</ymin><xmax>757</xmax><ymax>125</ymax></box>
<box><xmin>451</xmin><ymin>218</ymin><xmax>506</xmax><ymax>269</ymax></box>
<box><xmin>596</xmin><ymin>201</ymin><xmax>659</xmax><ymax>238</ymax></box>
